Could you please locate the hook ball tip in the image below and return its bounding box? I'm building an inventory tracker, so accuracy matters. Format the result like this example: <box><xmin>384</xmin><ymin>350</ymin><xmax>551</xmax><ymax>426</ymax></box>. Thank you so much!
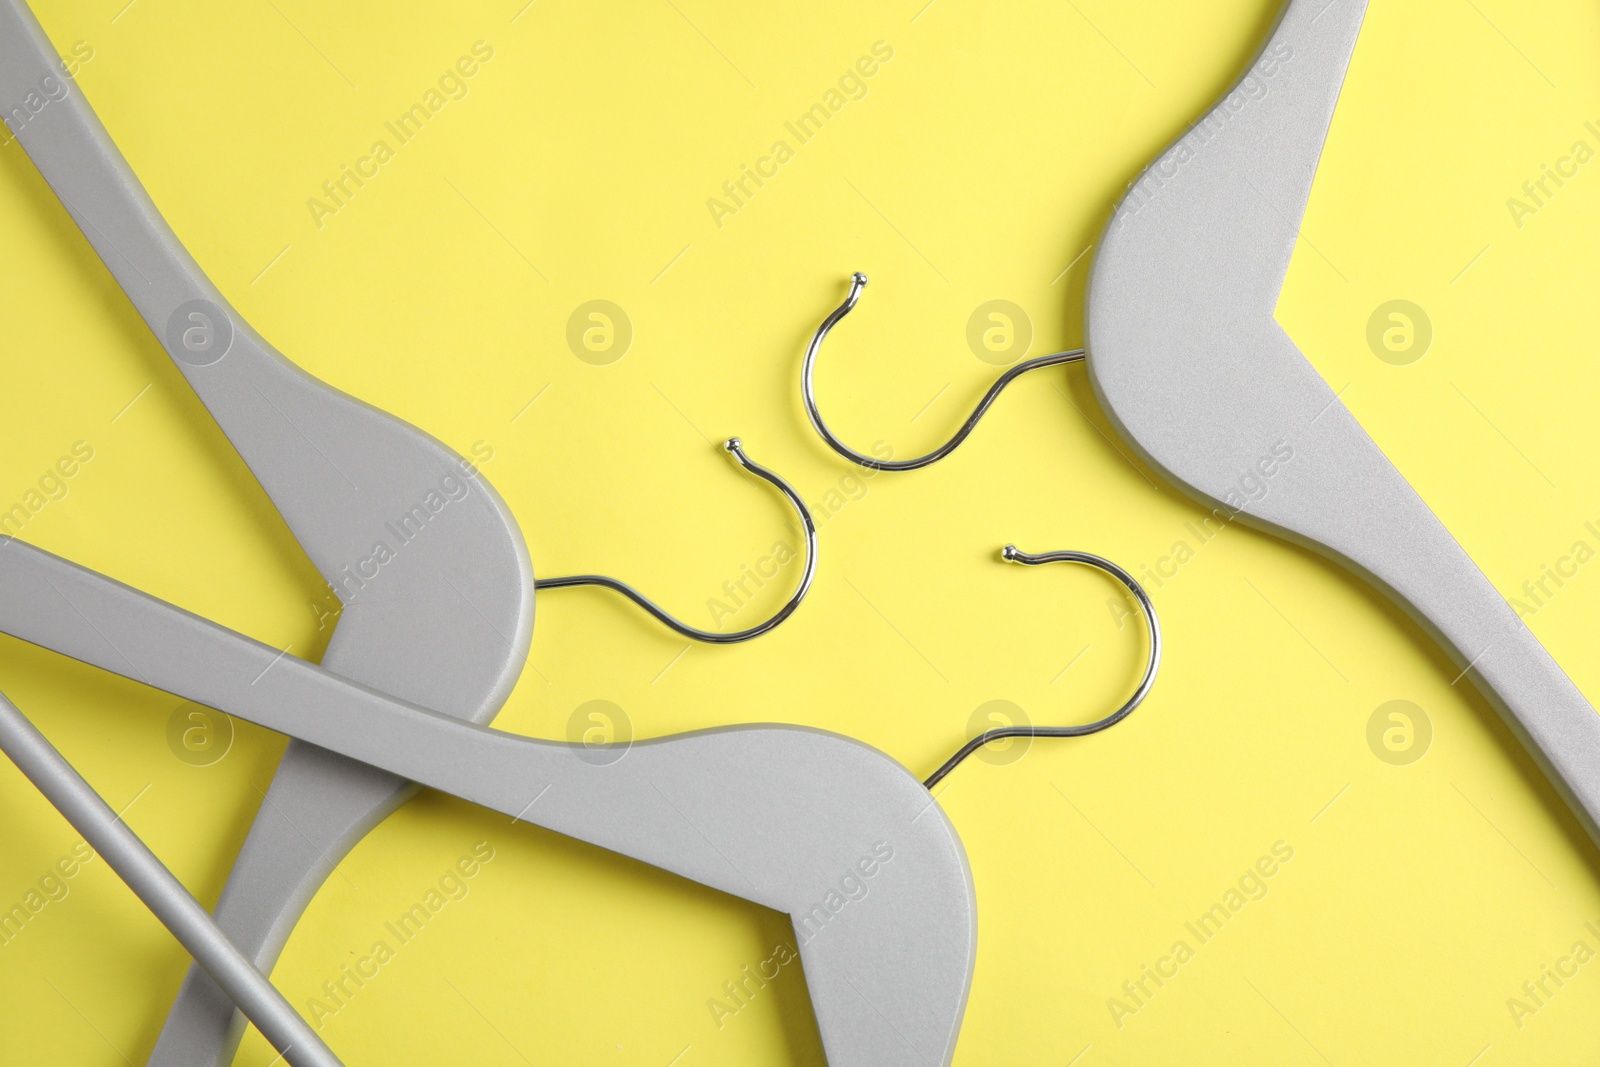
<box><xmin>1001</xmin><ymin>544</ymin><xmax>1020</xmax><ymax>562</ymax></box>
<box><xmin>851</xmin><ymin>271</ymin><xmax>868</xmax><ymax>286</ymax></box>
<box><xmin>722</xmin><ymin>437</ymin><xmax>742</xmax><ymax>452</ymax></box>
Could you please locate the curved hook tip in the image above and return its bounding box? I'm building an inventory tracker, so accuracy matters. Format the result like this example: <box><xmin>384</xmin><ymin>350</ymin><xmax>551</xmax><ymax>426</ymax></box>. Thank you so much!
<box><xmin>844</xmin><ymin>272</ymin><xmax>868</xmax><ymax>309</ymax></box>
<box><xmin>802</xmin><ymin>273</ymin><xmax>1082</xmax><ymax>473</ymax></box>
<box><xmin>921</xmin><ymin>545</ymin><xmax>1161</xmax><ymax>788</ymax></box>
<box><xmin>539</xmin><ymin>436</ymin><xmax>817</xmax><ymax>644</ymax></box>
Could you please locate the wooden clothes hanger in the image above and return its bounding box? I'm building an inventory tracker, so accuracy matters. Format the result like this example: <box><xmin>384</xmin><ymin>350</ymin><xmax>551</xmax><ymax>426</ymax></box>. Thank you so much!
<box><xmin>1086</xmin><ymin>0</ymin><xmax>1600</xmax><ymax>848</ymax></box>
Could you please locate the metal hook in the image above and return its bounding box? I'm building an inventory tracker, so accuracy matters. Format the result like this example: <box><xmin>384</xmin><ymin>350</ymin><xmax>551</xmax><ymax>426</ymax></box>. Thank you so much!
<box><xmin>536</xmin><ymin>437</ymin><xmax>816</xmax><ymax>643</ymax></box>
<box><xmin>923</xmin><ymin>545</ymin><xmax>1160</xmax><ymax>788</ymax></box>
<box><xmin>802</xmin><ymin>273</ymin><xmax>1085</xmax><ymax>471</ymax></box>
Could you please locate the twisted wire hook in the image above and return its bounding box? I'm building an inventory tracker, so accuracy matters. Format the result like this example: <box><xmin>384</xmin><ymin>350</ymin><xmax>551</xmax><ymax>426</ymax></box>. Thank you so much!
<box><xmin>536</xmin><ymin>438</ymin><xmax>816</xmax><ymax>643</ymax></box>
<box><xmin>924</xmin><ymin>546</ymin><xmax>1160</xmax><ymax>788</ymax></box>
<box><xmin>802</xmin><ymin>273</ymin><xmax>1085</xmax><ymax>471</ymax></box>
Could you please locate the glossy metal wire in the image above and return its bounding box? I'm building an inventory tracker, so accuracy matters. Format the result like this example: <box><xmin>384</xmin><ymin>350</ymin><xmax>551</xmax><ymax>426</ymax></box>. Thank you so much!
<box><xmin>802</xmin><ymin>273</ymin><xmax>1085</xmax><ymax>471</ymax></box>
<box><xmin>923</xmin><ymin>546</ymin><xmax>1161</xmax><ymax>788</ymax></box>
<box><xmin>536</xmin><ymin>438</ymin><xmax>817</xmax><ymax>643</ymax></box>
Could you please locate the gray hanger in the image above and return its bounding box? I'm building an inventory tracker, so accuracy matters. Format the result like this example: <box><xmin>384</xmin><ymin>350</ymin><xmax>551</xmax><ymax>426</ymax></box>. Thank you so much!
<box><xmin>0</xmin><ymin>2</ymin><xmax>824</xmax><ymax>1062</ymax></box>
<box><xmin>1084</xmin><ymin>0</ymin><xmax>1600</xmax><ymax>845</ymax></box>
<box><xmin>0</xmin><ymin>537</ymin><xmax>975</xmax><ymax>1067</ymax></box>
<box><xmin>0</xmin><ymin>527</ymin><xmax>1161</xmax><ymax>1065</ymax></box>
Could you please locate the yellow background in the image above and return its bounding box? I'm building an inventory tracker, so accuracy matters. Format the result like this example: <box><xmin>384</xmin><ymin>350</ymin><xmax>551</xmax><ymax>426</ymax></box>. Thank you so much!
<box><xmin>2</xmin><ymin>0</ymin><xmax>1599</xmax><ymax>1063</ymax></box>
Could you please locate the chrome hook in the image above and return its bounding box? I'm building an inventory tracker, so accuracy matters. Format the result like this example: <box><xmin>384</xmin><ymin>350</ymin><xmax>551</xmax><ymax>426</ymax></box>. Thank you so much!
<box><xmin>924</xmin><ymin>545</ymin><xmax>1160</xmax><ymax>788</ymax></box>
<box><xmin>536</xmin><ymin>437</ymin><xmax>816</xmax><ymax>643</ymax></box>
<box><xmin>802</xmin><ymin>273</ymin><xmax>1085</xmax><ymax>471</ymax></box>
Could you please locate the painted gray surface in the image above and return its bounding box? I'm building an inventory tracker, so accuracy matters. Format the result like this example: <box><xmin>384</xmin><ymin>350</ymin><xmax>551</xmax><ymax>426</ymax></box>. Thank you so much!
<box><xmin>1086</xmin><ymin>0</ymin><xmax>1600</xmax><ymax>843</ymax></box>
<box><xmin>0</xmin><ymin>539</ymin><xmax>976</xmax><ymax>1066</ymax></box>
<box><xmin>0</xmin><ymin>4</ymin><xmax>537</xmax><ymax>1062</ymax></box>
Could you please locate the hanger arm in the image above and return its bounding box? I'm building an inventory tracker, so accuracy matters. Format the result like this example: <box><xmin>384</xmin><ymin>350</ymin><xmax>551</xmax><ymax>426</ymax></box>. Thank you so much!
<box><xmin>0</xmin><ymin>691</ymin><xmax>341</xmax><ymax>1067</ymax></box>
<box><xmin>1087</xmin><ymin>0</ymin><xmax>1600</xmax><ymax>849</ymax></box>
<box><xmin>0</xmin><ymin>537</ymin><xmax>975</xmax><ymax>1066</ymax></box>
